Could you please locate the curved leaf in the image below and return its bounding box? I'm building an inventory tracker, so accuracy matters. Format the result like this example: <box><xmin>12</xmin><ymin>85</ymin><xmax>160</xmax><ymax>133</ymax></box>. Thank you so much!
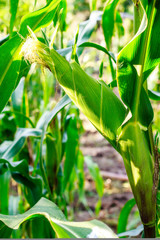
<box><xmin>53</xmin><ymin>0</ymin><xmax>67</xmax><ymax>32</ymax></box>
<box><xmin>117</xmin><ymin>1</ymin><xmax>160</xmax><ymax>126</ymax></box>
<box><xmin>37</xmin><ymin>94</ymin><xmax>71</xmax><ymax>130</ymax></box>
<box><xmin>11</xmin><ymin>77</ymin><xmax>26</xmax><ymax>127</ymax></box>
<box><xmin>57</xmin><ymin>11</ymin><xmax>102</xmax><ymax>59</ymax></box>
<box><xmin>0</xmin><ymin>33</ymin><xmax>23</xmax><ymax>113</ymax></box>
<box><xmin>19</xmin><ymin>0</ymin><xmax>61</xmax><ymax>37</ymax></box>
<box><xmin>2</xmin><ymin>111</ymin><xmax>35</xmax><ymax>128</ymax></box>
<box><xmin>117</xmin><ymin>1</ymin><xmax>147</xmax><ymax>64</ymax></box>
<box><xmin>79</xmin><ymin>42</ymin><xmax>116</xmax><ymax>63</ymax></box>
<box><xmin>35</xmin><ymin>95</ymin><xmax>71</xmax><ymax>199</ymax></box>
<box><xmin>10</xmin><ymin>0</ymin><xmax>19</xmax><ymax>33</ymax></box>
<box><xmin>0</xmin><ymin>197</ymin><xmax>118</xmax><ymax>238</ymax></box>
<box><xmin>102</xmin><ymin>0</ymin><xmax>120</xmax><ymax>49</ymax></box>
<box><xmin>63</xmin><ymin>114</ymin><xmax>79</xmax><ymax>191</ymax></box>
<box><xmin>117</xmin><ymin>58</ymin><xmax>153</xmax><ymax>127</ymax></box>
<box><xmin>116</xmin><ymin>11</ymin><xmax>124</xmax><ymax>38</ymax></box>
<box><xmin>85</xmin><ymin>156</ymin><xmax>103</xmax><ymax>198</ymax></box>
<box><xmin>148</xmin><ymin>89</ymin><xmax>160</xmax><ymax>101</ymax></box>
<box><xmin>0</xmin><ymin>159</ymin><xmax>42</xmax><ymax>206</ymax></box>
<box><xmin>77</xmin><ymin>11</ymin><xmax>102</xmax><ymax>46</ymax></box>
<box><xmin>90</xmin><ymin>0</ymin><xmax>97</xmax><ymax>11</ymax></box>
<box><xmin>2</xmin><ymin>128</ymin><xmax>42</xmax><ymax>160</ymax></box>
<box><xmin>117</xmin><ymin>198</ymin><xmax>136</xmax><ymax>233</ymax></box>
<box><xmin>0</xmin><ymin>35</ymin><xmax>9</xmax><ymax>46</ymax></box>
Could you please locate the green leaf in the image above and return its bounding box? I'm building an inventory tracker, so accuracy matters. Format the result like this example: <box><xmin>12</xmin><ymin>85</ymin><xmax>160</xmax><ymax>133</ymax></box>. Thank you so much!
<box><xmin>85</xmin><ymin>155</ymin><xmax>103</xmax><ymax>215</ymax></box>
<box><xmin>117</xmin><ymin>60</ymin><xmax>153</xmax><ymax>127</ymax></box>
<box><xmin>0</xmin><ymin>171</ymin><xmax>10</xmax><ymax>214</ymax></box>
<box><xmin>117</xmin><ymin>61</ymin><xmax>137</xmax><ymax>108</ymax></box>
<box><xmin>31</xmin><ymin>217</ymin><xmax>55</xmax><ymax>238</ymax></box>
<box><xmin>85</xmin><ymin>156</ymin><xmax>103</xmax><ymax>198</ymax></box>
<box><xmin>2</xmin><ymin>111</ymin><xmax>35</xmax><ymax>128</ymax></box>
<box><xmin>2</xmin><ymin>128</ymin><xmax>42</xmax><ymax>160</ymax></box>
<box><xmin>19</xmin><ymin>0</ymin><xmax>61</xmax><ymax>37</ymax></box>
<box><xmin>0</xmin><ymin>197</ymin><xmax>118</xmax><ymax>238</ymax></box>
<box><xmin>138</xmin><ymin>88</ymin><xmax>153</xmax><ymax>127</ymax></box>
<box><xmin>11</xmin><ymin>78</ymin><xmax>25</xmax><ymax>127</ymax></box>
<box><xmin>102</xmin><ymin>0</ymin><xmax>120</xmax><ymax>49</ymax></box>
<box><xmin>37</xmin><ymin>94</ymin><xmax>71</xmax><ymax>130</ymax></box>
<box><xmin>10</xmin><ymin>0</ymin><xmax>19</xmax><ymax>34</ymax></box>
<box><xmin>148</xmin><ymin>89</ymin><xmax>160</xmax><ymax>101</ymax></box>
<box><xmin>0</xmin><ymin>35</ymin><xmax>9</xmax><ymax>46</ymax></box>
<box><xmin>108</xmin><ymin>80</ymin><xmax>117</xmax><ymax>88</ymax></box>
<box><xmin>89</xmin><ymin>0</ymin><xmax>97</xmax><ymax>11</ymax></box>
<box><xmin>117</xmin><ymin>198</ymin><xmax>136</xmax><ymax>233</ymax></box>
<box><xmin>50</xmin><ymin>49</ymin><xmax>127</xmax><ymax>148</ymax></box>
<box><xmin>121</xmin><ymin>1</ymin><xmax>160</xmax><ymax>73</ymax></box>
<box><xmin>14</xmin><ymin>59</ymin><xmax>31</xmax><ymax>89</ymax></box>
<box><xmin>63</xmin><ymin>114</ymin><xmax>79</xmax><ymax>191</ymax></box>
<box><xmin>36</xmin><ymin>95</ymin><xmax>71</xmax><ymax>198</ymax></box>
<box><xmin>99</xmin><ymin>61</ymin><xmax>104</xmax><ymax>78</ymax></box>
<box><xmin>0</xmin><ymin>33</ymin><xmax>23</xmax><ymax>114</ymax></box>
<box><xmin>117</xmin><ymin>1</ymin><xmax>146</xmax><ymax>68</ymax></box>
<box><xmin>46</xmin><ymin>134</ymin><xmax>60</xmax><ymax>192</ymax></box>
<box><xmin>55</xmin><ymin>0</ymin><xmax>67</xmax><ymax>32</ymax></box>
<box><xmin>117</xmin><ymin>1</ymin><xmax>160</xmax><ymax>126</ymax></box>
<box><xmin>0</xmin><ymin>221</ymin><xmax>12</xmax><ymax>238</ymax></box>
<box><xmin>77</xmin><ymin>11</ymin><xmax>102</xmax><ymax>46</ymax></box>
<box><xmin>79</xmin><ymin>41</ymin><xmax>116</xmax><ymax>63</ymax></box>
<box><xmin>58</xmin><ymin>11</ymin><xmax>102</xmax><ymax>59</ymax></box>
<box><xmin>76</xmin><ymin>150</ymin><xmax>85</xmax><ymax>203</ymax></box>
<box><xmin>0</xmin><ymin>142</ymin><xmax>13</xmax><ymax>159</ymax></box>
<box><xmin>0</xmin><ymin>159</ymin><xmax>42</xmax><ymax>206</ymax></box>
<box><xmin>115</xmin><ymin>11</ymin><xmax>124</xmax><ymax>39</ymax></box>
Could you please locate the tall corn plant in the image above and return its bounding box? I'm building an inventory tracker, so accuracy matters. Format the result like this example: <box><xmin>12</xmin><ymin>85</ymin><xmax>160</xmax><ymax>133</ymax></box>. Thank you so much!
<box><xmin>19</xmin><ymin>0</ymin><xmax>160</xmax><ymax>238</ymax></box>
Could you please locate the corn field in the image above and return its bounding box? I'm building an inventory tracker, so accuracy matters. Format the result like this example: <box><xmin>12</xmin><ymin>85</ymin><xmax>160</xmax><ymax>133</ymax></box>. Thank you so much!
<box><xmin>0</xmin><ymin>0</ymin><xmax>160</xmax><ymax>238</ymax></box>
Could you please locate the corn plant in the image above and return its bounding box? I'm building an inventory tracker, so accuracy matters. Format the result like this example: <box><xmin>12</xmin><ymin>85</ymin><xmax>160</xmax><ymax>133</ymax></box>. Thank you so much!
<box><xmin>1</xmin><ymin>0</ymin><xmax>160</xmax><ymax>238</ymax></box>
